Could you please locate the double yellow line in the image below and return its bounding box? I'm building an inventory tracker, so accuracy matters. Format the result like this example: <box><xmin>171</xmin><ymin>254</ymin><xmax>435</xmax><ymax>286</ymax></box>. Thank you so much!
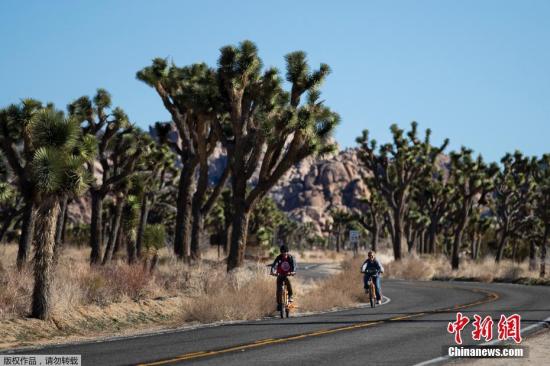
<box><xmin>139</xmin><ymin>286</ymin><xmax>499</xmax><ymax>366</ymax></box>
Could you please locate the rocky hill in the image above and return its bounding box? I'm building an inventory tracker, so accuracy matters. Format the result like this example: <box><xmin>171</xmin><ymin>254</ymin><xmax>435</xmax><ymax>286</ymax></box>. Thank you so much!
<box><xmin>203</xmin><ymin>143</ymin><xmax>370</xmax><ymax>235</ymax></box>
<box><xmin>269</xmin><ymin>148</ymin><xmax>369</xmax><ymax>234</ymax></box>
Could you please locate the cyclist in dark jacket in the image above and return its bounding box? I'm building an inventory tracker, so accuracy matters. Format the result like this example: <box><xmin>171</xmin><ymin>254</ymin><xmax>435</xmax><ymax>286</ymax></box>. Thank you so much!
<box><xmin>271</xmin><ymin>245</ymin><xmax>296</xmax><ymax>310</ymax></box>
<box><xmin>361</xmin><ymin>251</ymin><xmax>384</xmax><ymax>304</ymax></box>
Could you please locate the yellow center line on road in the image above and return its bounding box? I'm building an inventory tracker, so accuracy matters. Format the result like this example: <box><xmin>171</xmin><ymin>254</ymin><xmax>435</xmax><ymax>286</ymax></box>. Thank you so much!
<box><xmin>253</xmin><ymin>338</ymin><xmax>274</xmax><ymax>343</ymax></box>
<box><xmin>138</xmin><ymin>287</ymin><xmax>499</xmax><ymax>366</ymax></box>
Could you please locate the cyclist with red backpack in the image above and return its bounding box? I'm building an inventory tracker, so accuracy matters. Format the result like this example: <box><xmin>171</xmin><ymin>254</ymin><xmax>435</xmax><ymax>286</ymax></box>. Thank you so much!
<box><xmin>270</xmin><ymin>245</ymin><xmax>296</xmax><ymax>310</ymax></box>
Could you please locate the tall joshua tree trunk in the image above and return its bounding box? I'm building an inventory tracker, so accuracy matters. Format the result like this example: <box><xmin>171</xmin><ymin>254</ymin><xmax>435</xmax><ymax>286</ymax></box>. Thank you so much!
<box><xmin>90</xmin><ymin>190</ymin><xmax>104</xmax><ymax>265</ymax></box>
<box><xmin>31</xmin><ymin>197</ymin><xmax>60</xmax><ymax>320</ymax></box>
<box><xmin>53</xmin><ymin>196</ymin><xmax>68</xmax><ymax>264</ymax></box>
<box><xmin>451</xmin><ymin>217</ymin><xmax>467</xmax><ymax>270</ymax></box>
<box><xmin>103</xmin><ymin>195</ymin><xmax>124</xmax><ymax>264</ymax></box>
<box><xmin>112</xmin><ymin>223</ymin><xmax>124</xmax><ymax>256</ymax></box>
<box><xmin>227</xmin><ymin>176</ymin><xmax>250</xmax><ymax>270</ymax></box>
<box><xmin>190</xmin><ymin>208</ymin><xmax>205</xmax><ymax>260</ymax></box>
<box><xmin>495</xmin><ymin>224</ymin><xmax>509</xmax><ymax>263</ymax></box>
<box><xmin>529</xmin><ymin>240</ymin><xmax>537</xmax><ymax>271</ymax></box>
<box><xmin>227</xmin><ymin>203</ymin><xmax>250</xmax><ymax>271</ymax></box>
<box><xmin>427</xmin><ymin>218</ymin><xmax>438</xmax><ymax>254</ymax></box>
<box><xmin>541</xmin><ymin>227</ymin><xmax>548</xmax><ymax>278</ymax></box>
<box><xmin>127</xmin><ymin>231</ymin><xmax>137</xmax><ymax>265</ymax></box>
<box><xmin>136</xmin><ymin>193</ymin><xmax>150</xmax><ymax>259</ymax></box>
<box><xmin>335</xmin><ymin>224</ymin><xmax>341</xmax><ymax>253</ymax></box>
<box><xmin>61</xmin><ymin>205</ymin><xmax>68</xmax><ymax>244</ymax></box>
<box><xmin>17</xmin><ymin>198</ymin><xmax>36</xmax><ymax>270</ymax></box>
<box><xmin>174</xmin><ymin>162</ymin><xmax>197</xmax><ymax>260</ymax></box>
<box><xmin>223</xmin><ymin>223</ymin><xmax>232</xmax><ymax>254</ymax></box>
<box><xmin>451</xmin><ymin>203</ymin><xmax>470</xmax><ymax>270</ymax></box>
<box><xmin>393</xmin><ymin>208</ymin><xmax>404</xmax><ymax>260</ymax></box>
<box><xmin>451</xmin><ymin>227</ymin><xmax>463</xmax><ymax>270</ymax></box>
<box><xmin>472</xmin><ymin>233</ymin><xmax>481</xmax><ymax>260</ymax></box>
<box><xmin>190</xmin><ymin>160</ymin><xmax>209</xmax><ymax>260</ymax></box>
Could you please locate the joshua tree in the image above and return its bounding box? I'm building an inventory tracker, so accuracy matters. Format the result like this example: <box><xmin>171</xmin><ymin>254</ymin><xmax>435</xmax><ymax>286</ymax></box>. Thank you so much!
<box><xmin>217</xmin><ymin>41</ymin><xmax>339</xmax><ymax>270</ymax></box>
<box><xmin>404</xmin><ymin>204</ymin><xmax>429</xmax><ymax>255</ymax></box>
<box><xmin>248</xmin><ymin>196</ymin><xmax>286</xmax><ymax>248</ymax></box>
<box><xmin>101</xmin><ymin>130</ymin><xmax>145</xmax><ymax>265</ymax></box>
<box><xmin>412</xmin><ymin>163</ymin><xmax>454</xmax><ymax>254</ymax></box>
<box><xmin>119</xmin><ymin>194</ymin><xmax>141</xmax><ymax>264</ymax></box>
<box><xmin>492</xmin><ymin>151</ymin><xmax>537</xmax><ymax>262</ymax></box>
<box><xmin>465</xmin><ymin>209</ymin><xmax>493</xmax><ymax>260</ymax></box>
<box><xmin>68</xmin><ymin>89</ymin><xmax>140</xmax><ymax>265</ymax></box>
<box><xmin>142</xmin><ymin>224</ymin><xmax>166</xmax><ymax>273</ymax></box>
<box><xmin>137</xmin><ymin>62</ymin><xmax>230</xmax><ymax>261</ymax></box>
<box><xmin>0</xmin><ymin>158</ymin><xmax>23</xmax><ymax>243</ymax></box>
<box><xmin>355</xmin><ymin>190</ymin><xmax>387</xmax><ymax>252</ymax></box>
<box><xmin>533</xmin><ymin>154</ymin><xmax>550</xmax><ymax>277</ymax></box>
<box><xmin>330</xmin><ymin>209</ymin><xmax>352</xmax><ymax>252</ymax></box>
<box><xmin>0</xmin><ymin>100</ymin><xmax>44</xmax><ymax>269</ymax></box>
<box><xmin>28</xmin><ymin>107</ymin><xmax>93</xmax><ymax>319</ymax></box>
<box><xmin>357</xmin><ymin>122</ymin><xmax>448</xmax><ymax>260</ymax></box>
<box><xmin>523</xmin><ymin>212</ymin><xmax>543</xmax><ymax>271</ymax></box>
<box><xmin>135</xmin><ymin>130</ymin><xmax>177</xmax><ymax>260</ymax></box>
<box><xmin>447</xmin><ymin>147</ymin><xmax>498</xmax><ymax>270</ymax></box>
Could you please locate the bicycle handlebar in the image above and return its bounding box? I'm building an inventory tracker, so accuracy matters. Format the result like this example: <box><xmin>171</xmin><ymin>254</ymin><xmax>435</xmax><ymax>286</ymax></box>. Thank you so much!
<box><xmin>270</xmin><ymin>272</ymin><xmax>296</xmax><ymax>276</ymax></box>
<box><xmin>361</xmin><ymin>268</ymin><xmax>380</xmax><ymax>275</ymax></box>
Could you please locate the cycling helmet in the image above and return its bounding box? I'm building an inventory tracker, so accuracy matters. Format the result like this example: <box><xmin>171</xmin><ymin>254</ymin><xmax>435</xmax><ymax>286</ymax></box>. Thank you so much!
<box><xmin>280</xmin><ymin>245</ymin><xmax>289</xmax><ymax>253</ymax></box>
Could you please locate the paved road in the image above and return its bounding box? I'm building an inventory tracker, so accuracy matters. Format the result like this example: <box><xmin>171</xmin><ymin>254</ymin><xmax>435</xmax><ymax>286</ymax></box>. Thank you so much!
<box><xmin>5</xmin><ymin>275</ymin><xmax>550</xmax><ymax>365</ymax></box>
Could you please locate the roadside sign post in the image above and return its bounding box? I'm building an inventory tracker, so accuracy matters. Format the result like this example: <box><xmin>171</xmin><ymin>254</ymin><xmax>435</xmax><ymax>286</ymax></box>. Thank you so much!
<box><xmin>349</xmin><ymin>230</ymin><xmax>360</xmax><ymax>255</ymax></box>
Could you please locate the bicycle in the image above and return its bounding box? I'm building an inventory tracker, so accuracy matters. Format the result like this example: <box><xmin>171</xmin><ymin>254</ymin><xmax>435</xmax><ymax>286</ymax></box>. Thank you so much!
<box><xmin>361</xmin><ymin>267</ymin><xmax>379</xmax><ymax>308</ymax></box>
<box><xmin>268</xmin><ymin>266</ymin><xmax>294</xmax><ymax>318</ymax></box>
<box><xmin>279</xmin><ymin>277</ymin><xmax>291</xmax><ymax>318</ymax></box>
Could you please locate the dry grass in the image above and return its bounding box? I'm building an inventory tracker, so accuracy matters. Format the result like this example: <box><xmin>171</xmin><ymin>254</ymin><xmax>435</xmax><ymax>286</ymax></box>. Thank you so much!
<box><xmin>0</xmin><ymin>266</ymin><xmax>33</xmax><ymax>318</ymax></box>
<box><xmin>379</xmin><ymin>249</ymin><xmax>544</xmax><ymax>284</ymax></box>
<box><xmin>186</xmin><ymin>263</ymin><xmax>275</xmax><ymax>322</ymax></box>
<box><xmin>0</xmin><ymin>244</ymin><xmax>277</xmax><ymax>321</ymax></box>
<box><xmin>384</xmin><ymin>255</ymin><xmax>437</xmax><ymax>281</ymax></box>
<box><xmin>299</xmin><ymin>257</ymin><xmax>367</xmax><ymax>312</ymax></box>
<box><xmin>0</xmin><ymin>244</ymin><xmax>282</xmax><ymax>348</ymax></box>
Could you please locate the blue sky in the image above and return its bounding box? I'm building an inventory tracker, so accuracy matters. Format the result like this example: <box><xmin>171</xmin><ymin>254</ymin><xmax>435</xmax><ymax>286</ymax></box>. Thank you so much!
<box><xmin>1</xmin><ymin>0</ymin><xmax>549</xmax><ymax>163</ymax></box>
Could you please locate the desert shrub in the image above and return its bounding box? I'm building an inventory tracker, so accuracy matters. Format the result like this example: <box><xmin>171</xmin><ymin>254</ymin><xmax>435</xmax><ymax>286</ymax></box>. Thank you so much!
<box><xmin>79</xmin><ymin>265</ymin><xmax>153</xmax><ymax>306</ymax></box>
<box><xmin>186</xmin><ymin>263</ymin><xmax>274</xmax><ymax>322</ymax></box>
<box><xmin>0</xmin><ymin>267</ymin><xmax>32</xmax><ymax>318</ymax></box>
<box><xmin>384</xmin><ymin>256</ymin><xmax>435</xmax><ymax>281</ymax></box>
<box><xmin>143</xmin><ymin>224</ymin><xmax>166</xmax><ymax>252</ymax></box>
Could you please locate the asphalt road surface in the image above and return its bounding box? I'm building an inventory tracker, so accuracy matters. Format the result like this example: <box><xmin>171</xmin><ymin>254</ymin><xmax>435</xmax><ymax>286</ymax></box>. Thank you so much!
<box><xmin>5</xmin><ymin>268</ymin><xmax>550</xmax><ymax>366</ymax></box>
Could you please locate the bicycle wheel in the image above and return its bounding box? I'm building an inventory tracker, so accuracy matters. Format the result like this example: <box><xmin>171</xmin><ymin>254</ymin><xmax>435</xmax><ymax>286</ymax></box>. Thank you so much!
<box><xmin>369</xmin><ymin>281</ymin><xmax>376</xmax><ymax>308</ymax></box>
<box><xmin>280</xmin><ymin>284</ymin><xmax>287</xmax><ymax>319</ymax></box>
